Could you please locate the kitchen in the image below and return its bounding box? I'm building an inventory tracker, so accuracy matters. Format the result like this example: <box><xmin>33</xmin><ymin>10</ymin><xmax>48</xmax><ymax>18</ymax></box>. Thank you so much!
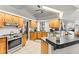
<box><xmin>0</xmin><ymin>5</ymin><xmax>79</xmax><ymax>54</ymax></box>
<box><xmin>0</xmin><ymin>11</ymin><xmax>27</xmax><ymax>54</ymax></box>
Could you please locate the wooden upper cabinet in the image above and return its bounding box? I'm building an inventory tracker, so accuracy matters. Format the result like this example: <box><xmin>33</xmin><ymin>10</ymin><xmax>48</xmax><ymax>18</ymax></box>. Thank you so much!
<box><xmin>41</xmin><ymin>32</ymin><xmax>48</xmax><ymax>37</ymax></box>
<box><xmin>12</xmin><ymin>16</ymin><xmax>19</xmax><ymax>24</ymax></box>
<box><xmin>48</xmin><ymin>18</ymin><xmax>60</xmax><ymax>29</ymax></box>
<box><xmin>0</xmin><ymin>12</ymin><xmax>24</xmax><ymax>28</ymax></box>
<box><xmin>29</xmin><ymin>20</ymin><xmax>37</xmax><ymax>28</ymax></box>
<box><xmin>5</xmin><ymin>14</ymin><xmax>13</xmax><ymax>24</ymax></box>
<box><xmin>0</xmin><ymin>12</ymin><xmax>5</xmax><ymax>28</ymax></box>
<box><xmin>18</xmin><ymin>17</ymin><xmax>24</xmax><ymax>28</ymax></box>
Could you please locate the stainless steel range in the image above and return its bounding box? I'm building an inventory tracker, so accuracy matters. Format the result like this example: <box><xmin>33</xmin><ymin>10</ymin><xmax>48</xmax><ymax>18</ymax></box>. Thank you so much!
<box><xmin>7</xmin><ymin>33</ymin><xmax>22</xmax><ymax>54</ymax></box>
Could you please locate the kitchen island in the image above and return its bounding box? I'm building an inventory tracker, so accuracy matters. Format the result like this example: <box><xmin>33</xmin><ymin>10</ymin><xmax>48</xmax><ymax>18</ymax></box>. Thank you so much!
<box><xmin>46</xmin><ymin>32</ymin><xmax>79</xmax><ymax>50</ymax></box>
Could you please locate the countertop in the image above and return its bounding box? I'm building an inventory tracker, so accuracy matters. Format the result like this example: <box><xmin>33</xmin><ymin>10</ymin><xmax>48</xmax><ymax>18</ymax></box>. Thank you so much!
<box><xmin>0</xmin><ymin>26</ymin><xmax>20</xmax><ymax>37</ymax></box>
<box><xmin>47</xmin><ymin>32</ymin><xmax>78</xmax><ymax>44</ymax></box>
<box><xmin>47</xmin><ymin>36</ymin><xmax>79</xmax><ymax>45</ymax></box>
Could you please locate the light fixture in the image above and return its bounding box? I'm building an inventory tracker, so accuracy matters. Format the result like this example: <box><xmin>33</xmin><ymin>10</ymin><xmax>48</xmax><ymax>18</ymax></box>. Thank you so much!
<box><xmin>42</xmin><ymin>6</ymin><xmax>63</xmax><ymax>19</ymax></box>
<box><xmin>42</xmin><ymin>6</ymin><xmax>61</xmax><ymax>13</ymax></box>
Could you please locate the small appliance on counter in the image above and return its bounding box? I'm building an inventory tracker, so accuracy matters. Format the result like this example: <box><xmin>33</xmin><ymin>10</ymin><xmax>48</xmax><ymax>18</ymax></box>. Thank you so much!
<box><xmin>48</xmin><ymin>32</ymin><xmax>60</xmax><ymax>44</ymax></box>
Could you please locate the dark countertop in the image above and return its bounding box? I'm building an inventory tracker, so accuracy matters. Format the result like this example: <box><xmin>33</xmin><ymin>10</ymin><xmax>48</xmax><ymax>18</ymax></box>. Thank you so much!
<box><xmin>46</xmin><ymin>37</ymin><xmax>79</xmax><ymax>50</ymax></box>
<box><xmin>47</xmin><ymin>31</ymin><xmax>77</xmax><ymax>44</ymax></box>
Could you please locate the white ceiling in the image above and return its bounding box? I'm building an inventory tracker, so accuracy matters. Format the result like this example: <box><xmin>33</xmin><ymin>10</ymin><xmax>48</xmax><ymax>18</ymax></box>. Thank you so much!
<box><xmin>0</xmin><ymin>5</ymin><xmax>79</xmax><ymax>22</ymax></box>
<box><xmin>9</xmin><ymin>5</ymin><xmax>78</xmax><ymax>21</ymax></box>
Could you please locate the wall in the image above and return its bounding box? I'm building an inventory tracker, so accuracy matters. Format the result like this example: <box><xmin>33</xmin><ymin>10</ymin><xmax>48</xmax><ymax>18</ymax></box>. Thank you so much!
<box><xmin>37</xmin><ymin>20</ymin><xmax>49</xmax><ymax>32</ymax></box>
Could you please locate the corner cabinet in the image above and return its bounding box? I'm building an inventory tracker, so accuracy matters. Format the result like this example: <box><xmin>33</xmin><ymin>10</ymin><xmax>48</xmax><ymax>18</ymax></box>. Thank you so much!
<box><xmin>22</xmin><ymin>34</ymin><xmax>26</xmax><ymax>46</ymax></box>
<box><xmin>0</xmin><ymin>37</ymin><xmax>7</xmax><ymax>54</ymax></box>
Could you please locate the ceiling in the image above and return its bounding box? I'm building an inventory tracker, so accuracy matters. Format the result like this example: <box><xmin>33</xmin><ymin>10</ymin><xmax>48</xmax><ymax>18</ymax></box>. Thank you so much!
<box><xmin>10</xmin><ymin>5</ymin><xmax>59</xmax><ymax>19</ymax></box>
<box><xmin>0</xmin><ymin>5</ymin><xmax>79</xmax><ymax>22</ymax></box>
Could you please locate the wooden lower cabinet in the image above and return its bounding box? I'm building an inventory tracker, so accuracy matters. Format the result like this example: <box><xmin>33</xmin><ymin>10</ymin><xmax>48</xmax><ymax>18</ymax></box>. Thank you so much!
<box><xmin>37</xmin><ymin>32</ymin><xmax>48</xmax><ymax>39</ymax></box>
<box><xmin>41</xmin><ymin>41</ymin><xmax>48</xmax><ymax>54</ymax></box>
<box><xmin>41</xmin><ymin>32</ymin><xmax>47</xmax><ymax>37</ymax></box>
<box><xmin>30</xmin><ymin>32</ymin><xmax>48</xmax><ymax>40</ymax></box>
<box><xmin>37</xmin><ymin>32</ymin><xmax>42</xmax><ymax>39</ymax></box>
<box><xmin>22</xmin><ymin>34</ymin><xmax>26</xmax><ymax>46</ymax></box>
<box><xmin>75</xmin><ymin>32</ymin><xmax>79</xmax><ymax>37</ymax></box>
<box><xmin>0</xmin><ymin>37</ymin><xmax>7</xmax><ymax>54</ymax></box>
<box><xmin>30</xmin><ymin>32</ymin><xmax>37</xmax><ymax>40</ymax></box>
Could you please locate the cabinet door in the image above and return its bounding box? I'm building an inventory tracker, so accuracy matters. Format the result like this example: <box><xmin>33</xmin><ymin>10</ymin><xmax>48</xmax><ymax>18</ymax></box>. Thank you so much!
<box><xmin>41</xmin><ymin>32</ymin><xmax>45</xmax><ymax>37</ymax></box>
<box><xmin>0</xmin><ymin>37</ymin><xmax>7</xmax><ymax>54</ymax></box>
<box><xmin>5</xmin><ymin>14</ymin><xmax>12</xmax><ymax>24</ymax></box>
<box><xmin>0</xmin><ymin>12</ymin><xmax>5</xmax><ymax>27</ymax></box>
<box><xmin>30</xmin><ymin>32</ymin><xmax>33</xmax><ymax>40</ymax></box>
<box><xmin>41</xmin><ymin>41</ymin><xmax>48</xmax><ymax>54</ymax></box>
<box><xmin>30</xmin><ymin>32</ymin><xmax>37</xmax><ymax>40</ymax></box>
<box><xmin>29</xmin><ymin>20</ymin><xmax>37</xmax><ymax>28</ymax></box>
<box><xmin>41</xmin><ymin>32</ymin><xmax>48</xmax><ymax>38</ymax></box>
<box><xmin>37</xmin><ymin>32</ymin><xmax>42</xmax><ymax>39</ymax></box>
<box><xmin>18</xmin><ymin>17</ymin><xmax>24</xmax><ymax>28</ymax></box>
<box><xmin>48</xmin><ymin>18</ymin><xmax>60</xmax><ymax>29</ymax></box>
<box><xmin>45</xmin><ymin>32</ymin><xmax>48</xmax><ymax>37</ymax></box>
<box><xmin>12</xmin><ymin>16</ymin><xmax>19</xmax><ymax>24</ymax></box>
<box><xmin>22</xmin><ymin>34</ymin><xmax>26</xmax><ymax>46</ymax></box>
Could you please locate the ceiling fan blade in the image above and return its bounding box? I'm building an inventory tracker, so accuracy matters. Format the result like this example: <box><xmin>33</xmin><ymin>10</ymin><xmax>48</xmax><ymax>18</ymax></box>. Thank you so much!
<box><xmin>35</xmin><ymin>9</ymin><xmax>41</xmax><ymax>11</ymax></box>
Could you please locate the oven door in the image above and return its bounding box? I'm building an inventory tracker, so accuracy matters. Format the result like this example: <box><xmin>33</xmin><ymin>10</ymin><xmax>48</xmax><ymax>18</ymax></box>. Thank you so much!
<box><xmin>8</xmin><ymin>38</ymin><xmax>22</xmax><ymax>53</ymax></box>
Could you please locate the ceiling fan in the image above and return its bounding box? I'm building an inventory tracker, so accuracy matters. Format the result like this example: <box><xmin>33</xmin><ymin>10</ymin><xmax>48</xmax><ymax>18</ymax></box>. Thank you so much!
<box><xmin>35</xmin><ymin>5</ymin><xmax>43</xmax><ymax>13</ymax></box>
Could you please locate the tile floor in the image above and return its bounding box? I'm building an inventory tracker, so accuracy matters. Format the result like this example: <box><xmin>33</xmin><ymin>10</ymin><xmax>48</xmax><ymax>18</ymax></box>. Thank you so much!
<box><xmin>14</xmin><ymin>40</ymin><xmax>41</xmax><ymax>54</ymax></box>
<box><xmin>14</xmin><ymin>40</ymin><xmax>79</xmax><ymax>54</ymax></box>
